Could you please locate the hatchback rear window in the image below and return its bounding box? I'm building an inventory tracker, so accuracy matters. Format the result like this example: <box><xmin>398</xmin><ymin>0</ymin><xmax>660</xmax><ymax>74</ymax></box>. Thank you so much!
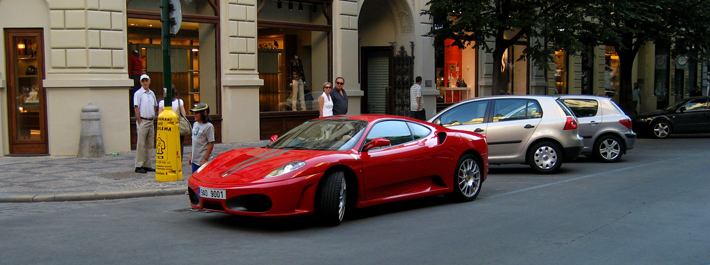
<box><xmin>562</xmin><ymin>99</ymin><xmax>598</xmax><ymax>117</ymax></box>
<box><xmin>555</xmin><ymin>99</ymin><xmax>576</xmax><ymax>117</ymax></box>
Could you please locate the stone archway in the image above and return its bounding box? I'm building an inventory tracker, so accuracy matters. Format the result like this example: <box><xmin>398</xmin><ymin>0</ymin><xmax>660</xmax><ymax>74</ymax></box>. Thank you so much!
<box><xmin>358</xmin><ymin>0</ymin><xmax>415</xmax><ymax>115</ymax></box>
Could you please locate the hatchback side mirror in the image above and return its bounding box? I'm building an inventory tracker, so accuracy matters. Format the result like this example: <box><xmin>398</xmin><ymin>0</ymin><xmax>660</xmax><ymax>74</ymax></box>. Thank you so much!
<box><xmin>678</xmin><ymin>107</ymin><xmax>686</xmax><ymax>113</ymax></box>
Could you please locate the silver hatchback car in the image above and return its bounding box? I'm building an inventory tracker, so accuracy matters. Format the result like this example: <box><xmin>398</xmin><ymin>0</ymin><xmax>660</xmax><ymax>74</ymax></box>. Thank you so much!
<box><xmin>559</xmin><ymin>95</ymin><xmax>636</xmax><ymax>162</ymax></box>
<box><xmin>429</xmin><ymin>95</ymin><xmax>583</xmax><ymax>173</ymax></box>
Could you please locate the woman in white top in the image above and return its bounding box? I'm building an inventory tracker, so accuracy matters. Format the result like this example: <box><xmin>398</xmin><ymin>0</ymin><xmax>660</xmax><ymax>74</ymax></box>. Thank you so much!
<box><xmin>319</xmin><ymin>82</ymin><xmax>334</xmax><ymax>117</ymax></box>
<box><xmin>158</xmin><ymin>86</ymin><xmax>188</xmax><ymax>158</ymax></box>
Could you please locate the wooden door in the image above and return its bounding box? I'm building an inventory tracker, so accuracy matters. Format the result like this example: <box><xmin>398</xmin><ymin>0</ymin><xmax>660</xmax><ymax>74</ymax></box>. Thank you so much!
<box><xmin>4</xmin><ymin>29</ymin><xmax>48</xmax><ymax>154</ymax></box>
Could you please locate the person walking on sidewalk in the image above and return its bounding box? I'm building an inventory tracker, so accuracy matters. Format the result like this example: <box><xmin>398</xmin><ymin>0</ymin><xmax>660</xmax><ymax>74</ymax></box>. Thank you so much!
<box><xmin>410</xmin><ymin>76</ymin><xmax>425</xmax><ymax>120</ymax></box>
<box><xmin>189</xmin><ymin>103</ymin><xmax>215</xmax><ymax>173</ymax></box>
<box><xmin>133</xmin><ymin>74</ymin><xmax>157</xmax><ymax>174</ymax></box>
<box><xmin>632</xmin><ymin>82</ymin><xmax>641</xmax><ymax>115</ymax></box>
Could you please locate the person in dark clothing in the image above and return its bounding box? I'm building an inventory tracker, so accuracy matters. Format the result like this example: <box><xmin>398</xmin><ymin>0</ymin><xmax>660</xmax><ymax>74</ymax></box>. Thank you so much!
<box><xmin>690</xmin><ymin>85</ymin><xmax>702</xmax><ymax>97</ymax></box>
<box><xmin>129</xmin><ymin>50</ymin><xmax>143</xmax><ymax>89</ymax></box>
<box><xmin>330</xmin><ymin>77</ymin><xmax>348</xmax><ymax>115</ymax></box>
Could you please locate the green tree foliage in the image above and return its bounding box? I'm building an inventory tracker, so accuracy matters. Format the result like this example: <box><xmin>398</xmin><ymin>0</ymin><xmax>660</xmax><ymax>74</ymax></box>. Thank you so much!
<box><xmin>423</xmin><ymin>0</ymin><xmax>584</xmax><ymax>94</ymax></box>
<box><xmin>425</xmin><ymin>0</ymin><xmax>710</xmax><ymax>110</ymax></box>
<box><xmin>577</xmin><ymin>0</ymin><xmax>710</xmax><ymax>113</ymax></box>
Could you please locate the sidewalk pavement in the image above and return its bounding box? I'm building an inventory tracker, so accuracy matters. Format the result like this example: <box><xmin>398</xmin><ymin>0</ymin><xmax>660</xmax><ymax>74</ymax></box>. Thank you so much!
<box><xmin>0</xmin><ymin>140</ymin><xmax>270</xmax><ymax>203</ymax></box>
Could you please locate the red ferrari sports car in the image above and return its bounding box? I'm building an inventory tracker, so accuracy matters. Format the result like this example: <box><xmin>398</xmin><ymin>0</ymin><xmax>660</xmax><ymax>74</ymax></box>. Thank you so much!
<box><xmin>188</xmin><ymin>115</ymin><xmax>488</xmax><ymax>225</ymax></box>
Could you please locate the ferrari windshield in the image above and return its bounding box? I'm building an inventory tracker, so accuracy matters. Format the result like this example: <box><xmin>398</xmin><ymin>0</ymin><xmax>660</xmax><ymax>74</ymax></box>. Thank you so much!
<box><xmin>267</xmin><ymin>119</ymin><xmax>368</xmax><ymax>151</ymax></box>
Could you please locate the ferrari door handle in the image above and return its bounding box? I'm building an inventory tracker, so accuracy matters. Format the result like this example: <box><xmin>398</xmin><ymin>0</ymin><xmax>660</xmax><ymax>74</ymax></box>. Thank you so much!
<box><xmin>524</xmin><ymin>124</ymin><xmax>535</xmax><ymax>129</ymax></box>
<box><xmin>474</xmin><ymin>128</ymin><xmax>484</xmax><ymax>133</ymax></box>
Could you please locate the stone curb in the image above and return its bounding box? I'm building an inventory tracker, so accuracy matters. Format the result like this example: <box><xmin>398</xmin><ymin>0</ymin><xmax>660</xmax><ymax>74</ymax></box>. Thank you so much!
<box><xmin>0</xmin><ymin>188</ymin><xmax>186</xmax><ymax>203</ymax></box>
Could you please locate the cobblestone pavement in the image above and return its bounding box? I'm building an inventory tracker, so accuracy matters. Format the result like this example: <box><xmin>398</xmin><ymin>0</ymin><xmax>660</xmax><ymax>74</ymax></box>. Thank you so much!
<box><xmin>0</xmin><ymin>140</ymin><xmax>269</xmax><ymax>202</ymax></box>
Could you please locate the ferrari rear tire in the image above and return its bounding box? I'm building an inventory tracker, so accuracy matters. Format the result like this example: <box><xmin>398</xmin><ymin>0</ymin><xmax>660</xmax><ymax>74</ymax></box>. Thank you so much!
<box><xmin>594</xmin><ymin>135</ymin><xmax>623</xmax><ymax>162</ymax></box>
<box><xmin>450</xmin><ymin>154</ymin><xmax>482</xmax><ymax>202</ymax></box>
<box><xmin>528</xmin><ymin>141</ymin><xmax>562</xmax><ymax>174</ymax></box>
<box><xmin>317</xmin><ymin>171</ymin><xmax>346</xmax><ymax>226</ymax></box>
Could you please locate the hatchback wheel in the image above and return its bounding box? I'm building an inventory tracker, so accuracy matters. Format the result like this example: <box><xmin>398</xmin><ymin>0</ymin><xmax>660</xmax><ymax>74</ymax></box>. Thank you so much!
<box><xmin>594</xmin><ymin>135</ymin><xmax>623</xmax><ymax>162</ymax></box>
<box><xmin>528</xmin><ymin>141</ymin><xmax>562</xmax><ymax>174</ymax></box>
<box><xmin>652</xmin><ymin>120</ymin><xmax>671</xmax><ymax>139</ymax></box>
<box><xmin>449</xmin><ymin>154</ymin><xmax>482</xmax><ymax>202</ymax></box>
<box><xmin>317</xmin><ymin>171</ymin><xmax>346</xmax><ymax>226</ymax></box>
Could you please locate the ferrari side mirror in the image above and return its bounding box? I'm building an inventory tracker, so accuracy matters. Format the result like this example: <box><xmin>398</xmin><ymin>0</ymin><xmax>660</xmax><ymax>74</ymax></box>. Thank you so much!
<box><xmin>363</xmin><ymin>138</ymin><xmax>391</xmax><ymax>151</ymax></box>
<box><xmin>270</xmin><ymin>135</ymin><xmax>279</xmax><ymax>143</ymax></box>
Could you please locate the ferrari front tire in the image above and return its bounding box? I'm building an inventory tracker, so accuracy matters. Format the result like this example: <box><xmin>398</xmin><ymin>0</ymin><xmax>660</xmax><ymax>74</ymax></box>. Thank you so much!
<box><xmin>317</xmin><ymin>171</ymin><xmax>346</xmax><ymax>226</ymax></box>
<box><xmin>450</xmin><ymin>154</ymin><xmax>483</xmax><ymax>202</ymax></box>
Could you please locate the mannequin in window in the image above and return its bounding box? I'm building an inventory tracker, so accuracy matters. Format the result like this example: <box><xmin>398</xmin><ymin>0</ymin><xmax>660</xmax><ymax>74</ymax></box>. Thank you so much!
<box><xmin>289</xmin><ymin>55</ymin><xmax>307</xmax><ymax>111</ymax></box>
<box><xmin>129</xmin><ymin>50</ymin><xmax>143</xmax><ymax>90</ymax></box>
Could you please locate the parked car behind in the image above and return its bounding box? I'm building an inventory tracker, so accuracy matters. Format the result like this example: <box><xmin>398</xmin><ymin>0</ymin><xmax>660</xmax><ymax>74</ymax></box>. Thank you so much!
<box><xmin>429</xmin><ymin>95</ymin><xmax>583</xmax><ymax>173</ymax></box>
<box><xmin>633</xmin><ymin>96</ymin><xmax>710</xmax><ymax>139</ymax></box>
<box><xmin>559</xmin><ymin>95</ymin><xmax>636</xmax><ymax>162</ymax></box>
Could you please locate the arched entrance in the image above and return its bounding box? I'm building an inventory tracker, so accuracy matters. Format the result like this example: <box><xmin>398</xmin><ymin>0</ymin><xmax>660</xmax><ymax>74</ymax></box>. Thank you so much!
<box><xmin>358</xmin><ymin>0</ymin><xmax>414</xmax><ymax>115</ymax></box>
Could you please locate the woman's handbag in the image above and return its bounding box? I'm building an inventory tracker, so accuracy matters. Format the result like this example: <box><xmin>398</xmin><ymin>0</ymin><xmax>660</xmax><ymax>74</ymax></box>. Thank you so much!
<box><xmin>178</xmin><ymin>108</ymin><xmax>192</xmax><ymax>136</ymax></box>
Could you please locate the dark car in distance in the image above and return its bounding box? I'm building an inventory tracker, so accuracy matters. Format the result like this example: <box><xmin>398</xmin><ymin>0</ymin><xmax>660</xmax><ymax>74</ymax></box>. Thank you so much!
<box><xmin>633</xmin><ymin>96</ymin><xmax>710</xmax><ymax>139</ymax></box>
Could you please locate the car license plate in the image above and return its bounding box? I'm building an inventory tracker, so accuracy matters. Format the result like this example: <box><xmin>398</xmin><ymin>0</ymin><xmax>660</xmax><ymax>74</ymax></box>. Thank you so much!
<box><xmin>199</xmin><ymin>187</ymin><xmax>226</xmax><ymax>200</ymax></box>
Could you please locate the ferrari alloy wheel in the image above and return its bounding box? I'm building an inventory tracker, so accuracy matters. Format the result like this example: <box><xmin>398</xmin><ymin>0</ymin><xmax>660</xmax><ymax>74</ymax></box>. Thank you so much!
<box><xmin>528</xmin><ymin>141</ymin><xmax>562</xmax><ymax>174</ymax></box>
<box><xmin>594</xmin><ymin>135</ymin><xmax>623</xmax><ymax>162</ymax></box>
<box><xmin>652</xmin><ymin>120</ymin><xmax>671</xmax><ymax>139</ymax></box>
<box><xmin>317</xmin><ymin>171</ymin><xmax>346</xmax><ymax>226</ymax></box>
<box><xmin>451</xmin><ymin>154</ymin><xmax>482</xmax><ymax>202</ymax></box>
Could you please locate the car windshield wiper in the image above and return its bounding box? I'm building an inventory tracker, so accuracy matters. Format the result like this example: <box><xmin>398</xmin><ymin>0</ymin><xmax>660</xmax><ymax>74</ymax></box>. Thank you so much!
<box><xmin>283</xmin><ymin>146</ymin><xmax>315</xmax><ymax>150</ymax></box>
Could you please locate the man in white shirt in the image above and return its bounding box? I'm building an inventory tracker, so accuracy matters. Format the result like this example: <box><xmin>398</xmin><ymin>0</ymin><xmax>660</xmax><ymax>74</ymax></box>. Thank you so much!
<box><xmin>410</xmin><ymin>76</ymin><xmax>425</xmax><ymax>120</ymax></box>
<box><xmin>133</xmin><ymin>74</ymin><xmax>157</xmax><ymax>173</ymax></box>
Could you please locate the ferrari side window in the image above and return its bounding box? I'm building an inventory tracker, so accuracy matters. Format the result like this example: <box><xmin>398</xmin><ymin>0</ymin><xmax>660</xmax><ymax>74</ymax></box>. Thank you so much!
<box><xmin>408</xmin><ymin>122</ymin><xmax>432</xmax><ymax>140</ymax></box>
<box><xmin>365</xmin><ymin>121</ymin><xmax>414</xmax><ymax>147</ymax></box>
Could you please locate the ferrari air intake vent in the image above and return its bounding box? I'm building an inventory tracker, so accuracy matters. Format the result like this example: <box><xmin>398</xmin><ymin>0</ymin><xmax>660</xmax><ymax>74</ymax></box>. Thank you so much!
<box><xmin>226</xmin><ymin>194</ymin><xmax>273</xmax><ymax>212</ymax></box>
<box><xmin>437</xmin><ymin>132</ymin><xmax>447</xmax><ymax>145</ymax></box>
<box><xmin>188</xmin><ymin>188</ymin><xmax>200</xmax><ymax>205</ymax></box>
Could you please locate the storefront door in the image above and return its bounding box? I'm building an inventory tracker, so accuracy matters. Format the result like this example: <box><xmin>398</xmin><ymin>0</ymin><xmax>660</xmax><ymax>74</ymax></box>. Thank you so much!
<box><xmin>4</xmin><ymin>28</ymin><xmax>48</xmax><ymax>154</ymax></box>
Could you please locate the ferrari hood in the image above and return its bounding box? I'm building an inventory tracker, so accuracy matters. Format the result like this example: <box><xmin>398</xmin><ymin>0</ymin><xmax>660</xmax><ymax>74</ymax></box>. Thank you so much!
<box><xmin>193</xmin><ymin>148</ymin><xmax>332</xmax><ymax>184</ymax></box>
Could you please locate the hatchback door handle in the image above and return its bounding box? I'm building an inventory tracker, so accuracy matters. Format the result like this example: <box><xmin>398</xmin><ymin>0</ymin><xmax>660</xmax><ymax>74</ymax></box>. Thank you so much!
<box><xmin>524</xmin><ymin>124</ymin><xmax>535</xmax><ymax>129</ymax></box>
<box><xmin>589</xmin><ymin>121</ymin><xmax>599</xmax><ymax>125</ymax></box>
<box><xmin>474</xmin><ymin>128</ymin><xmax>484</xmax><ymax>133</ymax></box>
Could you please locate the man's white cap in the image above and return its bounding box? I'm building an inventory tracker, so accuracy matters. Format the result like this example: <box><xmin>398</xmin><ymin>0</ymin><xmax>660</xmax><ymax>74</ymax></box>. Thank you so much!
<box><xmin>140</xmin><ymin>74</ymin><xmax>150</xmax><ymax>81</ymax></box>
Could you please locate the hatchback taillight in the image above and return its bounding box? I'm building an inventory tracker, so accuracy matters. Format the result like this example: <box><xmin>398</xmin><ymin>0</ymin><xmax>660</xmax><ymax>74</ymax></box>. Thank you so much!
<box><xmin>563</xmin><ymin>117</ymin><xmax>578</xmax><ymax>130</ymax></box>
<box><xmin>619</xmin><ymin>119</ymin><xmax>632</xmax><ymax>130</ymax></box>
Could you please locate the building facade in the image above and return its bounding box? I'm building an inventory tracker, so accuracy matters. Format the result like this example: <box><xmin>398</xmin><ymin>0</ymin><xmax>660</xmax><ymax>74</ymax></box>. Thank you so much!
<box><xmin>437</xmin><ymin>40</ymin><xmax>708</xmax><ymax>115</ymax></box>
<box><xmin>1</xmin><ymin>0</ymin><xmax>438</xmax><ymax>156</ymax></box>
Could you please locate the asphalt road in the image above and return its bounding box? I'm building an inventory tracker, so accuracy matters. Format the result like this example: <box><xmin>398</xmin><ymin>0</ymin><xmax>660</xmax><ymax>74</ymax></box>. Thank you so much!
<box><xmin>1</xmin><ymin>135</ymin><xmax>709</xmax><ymax>264</ymax></box>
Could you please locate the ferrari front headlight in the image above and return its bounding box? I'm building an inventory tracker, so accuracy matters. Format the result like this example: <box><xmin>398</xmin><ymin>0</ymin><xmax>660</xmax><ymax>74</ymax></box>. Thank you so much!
<box><xmin>265</xmin><ymin>161</ymin><xmax>306</xmax><ymax>178</ymax></box>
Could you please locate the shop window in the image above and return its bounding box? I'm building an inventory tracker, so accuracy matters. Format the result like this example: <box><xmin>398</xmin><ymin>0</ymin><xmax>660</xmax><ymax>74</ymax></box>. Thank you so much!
<box><xmin>654</xmin><ymin>42</ymin><xmax>670</xmax><ymax>109</ymax></box>
<box><xmin>257</xmin><ymin>0</ymin><xmax>332</xmax><ymax>112</ymax></box>
<box><xmin>605</xmin><ymin>46</ymin><xmax>620</xmax><ymax>97</ymax></box>
<box><xmin>555</xmin><ymin>49</ymin><xmax>568</xmax><ymax>94</ymax></box>
<box><xmin>127</xmin><ymin>0</ymin><xmax>218</xmax><ymax>116</ymax></box>
<box><xmin>503</xmin><ymin>44</ymin><xmax>529</xmax><ymax>95</ymax></box>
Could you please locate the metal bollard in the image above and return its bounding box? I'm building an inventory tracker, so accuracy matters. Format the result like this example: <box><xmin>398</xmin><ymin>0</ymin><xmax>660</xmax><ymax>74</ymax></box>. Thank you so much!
<box><xmin>78</xmin><ymin>103</ymin><xmax>105</xmax><ymax>158</ymax></box>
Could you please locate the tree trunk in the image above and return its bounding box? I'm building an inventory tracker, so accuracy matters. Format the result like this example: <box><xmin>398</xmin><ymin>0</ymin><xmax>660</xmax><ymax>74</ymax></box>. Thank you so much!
<box><xmin>492</xmin><ymin>40</ymin><xmax>508</xmax><ymax>95</ymax></box>
<box><xmin>617</xmin><ymin>48</ymin><xmax>637</xmax><ymax>115</ymax></box>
